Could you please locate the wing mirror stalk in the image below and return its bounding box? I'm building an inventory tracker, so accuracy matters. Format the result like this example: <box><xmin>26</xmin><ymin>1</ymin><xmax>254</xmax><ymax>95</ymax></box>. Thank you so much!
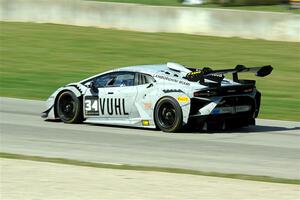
<box><xmin>147</xmin><ymin>83</ymin><xmax>153</xmax><ymax>88</ymax></box>
<box><xmin>87</xmin><ymin>81</ymin><xmax>98</xmax><ymax>93</ymax></box>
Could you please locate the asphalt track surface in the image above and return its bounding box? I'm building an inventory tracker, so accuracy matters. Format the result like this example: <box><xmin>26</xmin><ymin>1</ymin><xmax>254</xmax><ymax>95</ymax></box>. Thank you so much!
<box><xmin>0</xmin><ymin>97</ymin><xmax>299</xmax><ymax>179</ymax></box>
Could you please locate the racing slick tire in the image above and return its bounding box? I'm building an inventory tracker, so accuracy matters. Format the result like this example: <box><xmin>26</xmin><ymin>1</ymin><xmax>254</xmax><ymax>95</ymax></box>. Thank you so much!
<box><xmin>56</xmin><ymin>91</ymin><xmax>83</xmax><ymax>123</ymax></box>
<box><xmin>154</xmin><ymin>97</ymin><xmax>183</xmax><ymax>133</ymax></box>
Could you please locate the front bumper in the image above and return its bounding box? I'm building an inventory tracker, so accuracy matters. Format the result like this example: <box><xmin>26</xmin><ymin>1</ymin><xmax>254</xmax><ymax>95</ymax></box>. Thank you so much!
<box><xmin>41</xmin><ymin>106</ymin><xmax>52</xmax><ymax>118</ymax></box>
<box><xmin>41</xmin><ymin>105</ymin><xmax>57</xmax><ymax>120</ymax></box>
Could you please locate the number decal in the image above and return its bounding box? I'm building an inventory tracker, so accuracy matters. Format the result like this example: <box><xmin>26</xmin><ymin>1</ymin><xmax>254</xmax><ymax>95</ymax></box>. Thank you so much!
<box><xmin>85</xmin><ymin>100</ymin><xmax>92</xmax><ymax>111</ymax></box>
<box><xmin>85</xmin><ymin>96</ymin><xmax>129</xmax><ymax>116</ymax></box>
<box><xmin>84</xmin><ymin>96</ymin><xmax>99</xmax><ymax>116</ymax></box>
<box><xmin>92</xmin><ymin>100</ymin><xmax>98</xmax><ymax>111</ymax></box>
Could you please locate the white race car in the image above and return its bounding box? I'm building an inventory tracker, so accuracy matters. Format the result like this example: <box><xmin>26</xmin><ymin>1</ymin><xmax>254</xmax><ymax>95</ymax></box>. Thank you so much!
<box><xmin>42</xmin><ymin>62</ymin><xmax>272</xmax><ymax>132</ymax></box>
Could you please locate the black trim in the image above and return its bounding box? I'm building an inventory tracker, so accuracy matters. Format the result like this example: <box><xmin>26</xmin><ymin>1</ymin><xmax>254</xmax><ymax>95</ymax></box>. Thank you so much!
<box><xmin>136</xmin><ymin>72</ymin><xmax>156</xmax><ymax>85</ymax></box>
<box><xmin>188</xmin><ymin>114</ymin><xmax>255</xmax><ymax>130</ymax></box>
<box><xmin>189</xmin><ymin>98</ymin><xmax>210</xmax><ymax>116</ymax></box>
<box><xmin>254</xmin><ymin>91</ymin><xmax>261</xmax><ymax>118</ymax></box>
<box><xmin>67</xmin><ymin>84</ymin><xmax>83</xmax><ymax>94</ymax></box>
<box><xmin>194</xmin><ymin>85</ymin><xmax>255</xmax><ymax>97</ymax></box>
<box><xmin>188</xmin><ymin>95</ymin><xmax>257</xmax><ymax>130</ymax></box>
<box><xmin>163</xmin><ymin>89</ymin><xmax>184</xmax><ymax>93</ymax></box>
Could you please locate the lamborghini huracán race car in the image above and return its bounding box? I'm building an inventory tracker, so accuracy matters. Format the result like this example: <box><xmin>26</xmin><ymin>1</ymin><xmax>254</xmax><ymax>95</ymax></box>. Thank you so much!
<box><xmin>42</xmin><ymin>62</ymin><xmax>272</xmax><ymax>132</ymax></box>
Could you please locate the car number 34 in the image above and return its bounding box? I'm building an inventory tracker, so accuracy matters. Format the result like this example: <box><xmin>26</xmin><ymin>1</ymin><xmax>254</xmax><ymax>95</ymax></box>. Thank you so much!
<box><xmin>85</xmin><ymin>99</ymin><xmax>98</xmax><ymax>111</ymax></box>
<box><xmin>84</xmin><ymin>96</ymin><xmax>129</xmax><ymax>116</ymax></box>
<box><xmin>84</xmin><ymin>97</ymin><xmax>99</xmax><ymax>116</ymax></box>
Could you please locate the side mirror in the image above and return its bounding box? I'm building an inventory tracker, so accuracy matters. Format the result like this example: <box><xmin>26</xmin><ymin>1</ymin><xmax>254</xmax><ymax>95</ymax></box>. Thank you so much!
<box><xmin>89</xmin><ymin>81</ymin><xmax>98</xmax><ymax>93</ymax></box>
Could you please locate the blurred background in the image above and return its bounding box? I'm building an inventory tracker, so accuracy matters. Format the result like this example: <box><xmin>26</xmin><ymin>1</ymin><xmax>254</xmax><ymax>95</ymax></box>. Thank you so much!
<box><xmin>93</xmin><ymin>0</ymin><xmax>300</xmax><ymax>10</ymax></box>
<box><xmin>0</xmin><ymin>0</ymin><xmax>299</xmax><ymax>121</ymax></box>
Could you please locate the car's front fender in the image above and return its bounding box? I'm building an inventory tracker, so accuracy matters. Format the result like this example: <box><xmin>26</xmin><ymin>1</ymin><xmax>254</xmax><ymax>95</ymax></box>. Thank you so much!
<box><xmin>42</xmin><ymin>84</ymin><xmax>87</xmax><ymax>120</ymax></box>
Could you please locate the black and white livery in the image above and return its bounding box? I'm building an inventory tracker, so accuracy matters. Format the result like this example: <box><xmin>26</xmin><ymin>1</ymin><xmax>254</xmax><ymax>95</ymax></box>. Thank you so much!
<box><xmin>42</xmin><ymin>62</ymin><xmax>273</xmax><ymax>132</ymax></box>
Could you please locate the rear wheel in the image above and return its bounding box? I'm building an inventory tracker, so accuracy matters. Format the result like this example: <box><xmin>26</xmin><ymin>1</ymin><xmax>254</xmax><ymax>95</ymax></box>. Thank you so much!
<box><xmin>154</xmin><ymin>97</ymin><xmax>183</xmax><ymax>133</ymax></box>
<box><xmin>56</xmin><ymin>91</ymin><xmax>83</xmax><ymax>123</ymax></box>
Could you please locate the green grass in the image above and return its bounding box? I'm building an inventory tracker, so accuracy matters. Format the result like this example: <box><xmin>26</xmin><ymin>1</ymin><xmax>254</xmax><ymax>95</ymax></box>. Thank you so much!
<box><xmin>1</xmin><ymin>152</ymin><xmax>299</xmax><ymax>185</ymax></box>
<box><xmin>0</xmin><ymin>22</ymin><xmax>299</xmax><ymax>121</ymax></box>
<box><xmin>88</xmin><ymin>0</ymin><xmax>300</xmax><ymax>13</ymax></box>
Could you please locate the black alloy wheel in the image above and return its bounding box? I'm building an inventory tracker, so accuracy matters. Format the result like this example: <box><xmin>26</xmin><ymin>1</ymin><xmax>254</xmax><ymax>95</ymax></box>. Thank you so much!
<box><xmin>56</xmin><ymin>91</ymin><xmax>83</xmax><ymax>123</ymax></box>
<box><xmin>155</xmin><ymin>97</ymin><xmax>183</xmax><ymax>132</ymax></box>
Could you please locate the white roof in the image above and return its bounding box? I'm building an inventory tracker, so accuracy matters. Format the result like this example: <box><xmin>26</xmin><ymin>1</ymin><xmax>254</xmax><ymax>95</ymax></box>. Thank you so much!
<box><xmin>80</xmin><ymin>63</ymin><xmax>191</xmax><ymax>84</ymax></box>
<box><xmin>118</xmin><ymin>62</ymin><xmax>191</xmax><ymax>75</ymax></box>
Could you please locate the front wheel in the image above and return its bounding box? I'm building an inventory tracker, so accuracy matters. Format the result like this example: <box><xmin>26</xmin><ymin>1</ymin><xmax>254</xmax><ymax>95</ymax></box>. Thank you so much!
<box><xmin>56</xmin><ymin>91</ymin><xmax>83</xmax><ymax>123</ymax></box>
<box><xmin>154</xmin><ymin>97</ymin><xmax>183</xmax><ymax>133</ymax></box>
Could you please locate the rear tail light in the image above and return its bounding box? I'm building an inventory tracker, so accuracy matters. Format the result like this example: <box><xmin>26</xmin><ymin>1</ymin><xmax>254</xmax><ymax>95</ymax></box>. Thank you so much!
<box><xmin>194</xmin><ymin>90</ymin><xmax>217</xmax><ymax>97</ymax></box>
<box><xmin>194</xmin><ymin>86</ymin><xmax>254</xmax><ymax>97</ymax></box>
<box><xmin>243</xmin><ymin>88</ymin><xmax>253</xmax><ymax>93</ymax></box>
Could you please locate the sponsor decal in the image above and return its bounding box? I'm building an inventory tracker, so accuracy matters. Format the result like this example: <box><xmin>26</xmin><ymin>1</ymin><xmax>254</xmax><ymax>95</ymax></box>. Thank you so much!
<box><xmin>154</xmin><ymin>74</ymin><xmax>190</xmax><ymax>86</ymax></box>
<box><xmin>144</xmin><ymin>103</ymin><xmax>152</xmax><ymax>109</ymax></box>
<box><xmin>177</xmin><ymin>96</ymin><xmax>189</xmax><ymax>102</ymax></box>
<box><xmin>208</xmin><ymin>74</ymin><xmax>223</xmax><ymax>78</ymax></box>
<box><xmin>142</xmin><ymin>120</ymin><xmax>150</xmax><ymax>126</ymax></box>
<box><xmin>85</xmin><ymin>96</ymin><xmax>128</xmax><ymax>116</ymax></box>
<box><xmin>188</xmin><ymin>71</ymin><xmax>201</xmax><ymax>75</ymax></box>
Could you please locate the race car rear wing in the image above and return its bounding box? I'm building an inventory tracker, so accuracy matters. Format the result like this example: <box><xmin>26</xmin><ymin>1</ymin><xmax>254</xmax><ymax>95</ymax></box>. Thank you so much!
<box><xmin>185</xmin><ymin>65</ymin><xmax>273</xmax><ymax>86</ymax></box>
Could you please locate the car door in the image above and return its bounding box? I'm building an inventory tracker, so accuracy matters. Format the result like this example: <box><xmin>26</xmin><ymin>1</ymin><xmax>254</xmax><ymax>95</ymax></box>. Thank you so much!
<box><xmin>133</xmin><ymin>73</ymin><xmax>157</xmax><ymax>118</ymax></box>
<box><xmin>83</xmin><ymin>71</ymin><xmax>138</xmax><ymax>119</ymax></box>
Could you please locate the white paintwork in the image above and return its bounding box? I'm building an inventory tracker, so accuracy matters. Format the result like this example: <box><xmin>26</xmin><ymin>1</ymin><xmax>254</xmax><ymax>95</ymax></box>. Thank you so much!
<box><xmin>167</xmin><ymin>62</ymin><xmax>191</xmax><ymax>73</ymax></box>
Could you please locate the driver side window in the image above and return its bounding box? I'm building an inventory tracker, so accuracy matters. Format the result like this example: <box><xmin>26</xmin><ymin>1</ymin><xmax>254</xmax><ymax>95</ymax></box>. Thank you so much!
<box><xmin>93</xmin><ymin>73</ymin><xmax>113</xmax><ymax>88</ymax></box>
<box><xmin>93</xmin><ymin>72</ymin><xmax>135</xmax><ymax>88</ymax></box>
